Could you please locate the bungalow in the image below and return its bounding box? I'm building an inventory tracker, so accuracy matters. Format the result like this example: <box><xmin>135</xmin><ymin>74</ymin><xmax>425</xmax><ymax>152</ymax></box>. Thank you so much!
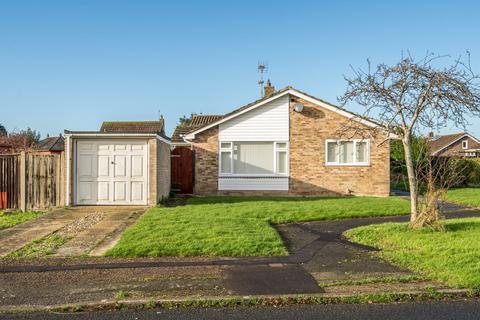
<box><xmin>173</xmin><ymin>83</ymin><xmax>391</xmax><ymax>197</ymax></box>
<box><xmin>64</xmin><ymin>83</ymin><xmax>392</xmax><ymax>207</ymax></box>
<box><xmin>428</xmin><ymin>132</ymin><xmax>480</xmax><ymax>158</ymax></box>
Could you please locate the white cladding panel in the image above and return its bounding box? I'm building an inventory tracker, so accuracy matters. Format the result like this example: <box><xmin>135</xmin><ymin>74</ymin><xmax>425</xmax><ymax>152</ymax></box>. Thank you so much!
<box><xmin>218</xmin><ymin>177</ymin><xmax>289</xmax><ymax>191</ymax></box>
<box><xmin>75</xmin><ymin>139</ymin><xmax>148</xmax><ymax>205</ymax></box>
<box><xmin>219</xmin><ymin>95</ymin><xmax>289</xmax><ymax>141</ymax></box>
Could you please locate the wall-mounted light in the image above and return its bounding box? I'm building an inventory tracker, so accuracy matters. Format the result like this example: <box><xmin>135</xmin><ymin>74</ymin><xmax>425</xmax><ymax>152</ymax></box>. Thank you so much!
<box><xmin>293</xmin><ymin>103</ymin><xmax>304</xmax><ymax>112</ymax></box>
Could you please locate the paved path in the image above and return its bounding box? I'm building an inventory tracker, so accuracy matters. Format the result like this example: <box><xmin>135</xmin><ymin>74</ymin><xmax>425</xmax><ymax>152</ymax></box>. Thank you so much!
<box><xmin>54</xmin><ymin>206</ymin><xmax>146</xmax><ymax>256</ymax></box>
<box><xmin>0</xmin><ymin>209</ymin><xmax>90</xmax><ymax>257</ymax></box>
<box><xmin>5</xmin><ymin>299</ymin><xmax>480</xmax><ymax>320</ymax></box>
<box><xmin>0</xmin><ymin>206</ymin><xmax>145</xmax><ymax>257</ymax></box>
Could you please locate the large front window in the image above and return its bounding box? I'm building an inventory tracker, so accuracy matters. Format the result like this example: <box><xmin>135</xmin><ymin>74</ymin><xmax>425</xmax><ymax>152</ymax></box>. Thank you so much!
<box><xmin>326</xmin><ymin>140</ymin><xmax>369</xmax><ymax>166</ymax></box>
<box><xmin>219</xmin><ymin>141</ymin><xmax>288</xmax><ymax>175</ymax></box>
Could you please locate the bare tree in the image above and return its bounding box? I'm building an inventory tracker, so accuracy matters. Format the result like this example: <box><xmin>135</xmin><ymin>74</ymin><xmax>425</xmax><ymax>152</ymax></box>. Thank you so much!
<box><xmin>412</xmin><ymin>140</ymin><xmax>468</xmax><ymax>229</ymax></box>
<box><xmin>6</xmin><ymin>128</ymin><xmax>41</xmax><ymax>151</ymax></box>
<box><xmin>339</xmin><ymin>52</ymin><xmax>480</xmax><ymax>228</ymax></box>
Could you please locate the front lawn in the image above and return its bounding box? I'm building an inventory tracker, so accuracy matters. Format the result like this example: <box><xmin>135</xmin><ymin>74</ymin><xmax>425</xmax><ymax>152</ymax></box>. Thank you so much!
<box><xmin>107</xmin><ymin>196</ymin><xmax>410</xmax><ymax>257</ymax></box>
<box><xmin>345</xmin><ymin>218</ymin><xmax>480</xmax><ymax>289</ymax></box>
<box><xmin>0</xmin><ymin>210</ymin><xmax>45</xmax><ymax>230</ymax></box>
<box><xmin>445</xmin><ymin>188</ymin><xmax>480</xmax><ymax>208</ymax></box>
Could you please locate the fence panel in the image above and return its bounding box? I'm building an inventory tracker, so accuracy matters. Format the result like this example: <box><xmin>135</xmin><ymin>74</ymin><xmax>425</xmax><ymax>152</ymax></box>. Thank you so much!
<box><xmin>25</xmin><ymin>153</ymin><xmax>61</xmax><ymax>210</ymax></box>
<box><xmin>0</xmin><ymin>155</ymin><xmax>19</xmax><ymax>209</ymax></box>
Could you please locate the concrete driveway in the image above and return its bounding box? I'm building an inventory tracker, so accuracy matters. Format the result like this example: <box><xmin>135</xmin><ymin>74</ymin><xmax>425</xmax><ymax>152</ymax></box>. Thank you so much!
<box><xmin>0</xmin><ymin>206</ymin><xmax>146</xmax><ymax>257</ymax></box>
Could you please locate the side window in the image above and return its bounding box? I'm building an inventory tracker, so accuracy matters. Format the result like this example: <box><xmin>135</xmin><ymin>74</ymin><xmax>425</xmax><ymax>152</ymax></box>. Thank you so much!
<box><xmin>326</xmin><ymin>140</ymin><xmax>369</xmax><ymax>165</ymax></box>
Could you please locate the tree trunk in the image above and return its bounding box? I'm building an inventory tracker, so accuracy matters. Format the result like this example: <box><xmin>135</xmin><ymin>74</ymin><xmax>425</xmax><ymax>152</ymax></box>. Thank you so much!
<box><xmin>402</xmin><ymin>135</ymin><xmax>419</xmax><ymax>223</ymax></box>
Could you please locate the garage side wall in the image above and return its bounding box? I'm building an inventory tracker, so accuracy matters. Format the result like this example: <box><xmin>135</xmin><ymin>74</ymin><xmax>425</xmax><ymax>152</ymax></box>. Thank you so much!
<box><xmin>148</xmin><ymin>139</ymin><xmax>157</xmax><ymax>206</ymax></box>
<box><xmin>156</xmin><ymin>139</ymin><xmax>171</xmax><ymax>202</ymax></box>
<box><xmin>65</xmin><ymin>137</ymin><xmax>74</xmax><ymax>206</ymax></box>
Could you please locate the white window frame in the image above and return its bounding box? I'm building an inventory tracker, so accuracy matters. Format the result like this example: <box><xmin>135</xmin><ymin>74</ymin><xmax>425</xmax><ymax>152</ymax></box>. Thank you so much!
<box><xmin>218</xmin><ymin>141</ymin><xmax>289</xmax><ymax>177</ymax></box>
<box><xmin>462</xmin><ymin>140</ymin><xmax>468</xmax><ymax>149</ymax></box>
<box><xmin>274</xmin><ymin>142</ymin><xmax>289</xmax><ymax>175</ymax></box>
<box><xmin>325</xmin><ymin>139</ymin><xmax>370</xmax><ymax>166</ymax></box>
<box><xmin>219</xmin><ymin>142</ymin><xmax>233</xmax><ymax>174</ymax></box>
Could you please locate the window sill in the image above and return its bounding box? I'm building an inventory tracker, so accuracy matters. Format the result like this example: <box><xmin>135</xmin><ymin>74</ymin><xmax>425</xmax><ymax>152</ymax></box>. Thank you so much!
<box><xmin>219</xmin><ymin>175</ymin><xmax>289</xmax><ymax>178</ymax></box>
<box><xmin>325</xmin><ymin>163</ymin><xmax>370</xmax><ymax>167</ymax></box>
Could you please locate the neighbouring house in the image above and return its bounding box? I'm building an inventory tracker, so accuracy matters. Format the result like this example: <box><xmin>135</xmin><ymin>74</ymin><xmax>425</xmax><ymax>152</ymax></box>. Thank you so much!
<box><xmin>34</xmin><ymin>136</ymin><xmax>65</xmax><ymax>154</ymax></box>
<box><xmin>172</xmin><ymin>83</ymin><xmax>392</xmax><ymax>197</ymax></box>
<box><xmin>64</xmin><ymin>117</ymin><xmax>171</xmax><ymax>206</ymax></box>
<box><xmin>428</xmin><ymin>132</ymin><xmax>480</xmax><ymax>158</ymax></box>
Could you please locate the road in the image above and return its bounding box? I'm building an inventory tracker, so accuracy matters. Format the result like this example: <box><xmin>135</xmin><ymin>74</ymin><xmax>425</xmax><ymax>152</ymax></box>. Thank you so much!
<box><xmin>4</xmin><ymin>299</ymin><xmax>480</xmax><ymax>320</ymax></box>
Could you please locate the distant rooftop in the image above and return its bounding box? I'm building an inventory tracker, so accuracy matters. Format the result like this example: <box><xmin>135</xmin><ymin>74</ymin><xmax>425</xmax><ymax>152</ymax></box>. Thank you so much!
<box><xmin>100</xmin><ymin>117</ymin><xmax>165</xmax><ymax>136</ymax></box>
<box><xmin>172</xmin><ymin>115</ymin><xmax>223</xmax><ymax>142</ymax></box>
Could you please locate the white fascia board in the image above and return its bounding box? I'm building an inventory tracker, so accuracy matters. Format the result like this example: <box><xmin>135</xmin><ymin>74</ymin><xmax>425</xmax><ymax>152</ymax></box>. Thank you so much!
<box><xmin>64</xmin><ymin>132</ymin><xmax>172</xmax><ymax>145</ymax></box>
<box><xmin>155</xmin><ymin>135</ymin><xmax>172</xmax><ymax>145</ymax></box>
<box><xmin>432</xmin><ymin>133</ymin><xmax>480</xmax><ymax>156</ymax></box>
<box><xmin>184</xmin><ymin>88</ymin><xmax>385</xmax><ymax>140</ymax></box>
<box><xmin>65</xmin><ymin>133</ymin><xmax>157</xmax><ymax>138</ymax></box>
<box><xmin>289</xmin><ymin>90</ymin><xmax>381</xmax><ymax>129</ymax></box>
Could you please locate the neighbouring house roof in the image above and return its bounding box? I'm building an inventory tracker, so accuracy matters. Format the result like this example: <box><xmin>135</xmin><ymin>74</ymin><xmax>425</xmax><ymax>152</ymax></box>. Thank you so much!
<box><xmin>172</xmin><ymin>115</ymin><xmax>223</xmax><ymax>142</ymax></box>
<box><xmin>34</xmin><ymin>136</ymin><xmax>65</xmax><ymax>152</ymax></box>
<box><xmin>100</xmin><ymin>117</ymin><xmax>165</xmax><ymax>136</ymax></box>
<box><xmin>428</xmin><ymin>132</ymin><xmax>480</xmax><ymax>155</ymax></box>
<box><xmin>182</xmin><ymin>86</ymin><xmax>385</xmax><ymax>140</ymax></box>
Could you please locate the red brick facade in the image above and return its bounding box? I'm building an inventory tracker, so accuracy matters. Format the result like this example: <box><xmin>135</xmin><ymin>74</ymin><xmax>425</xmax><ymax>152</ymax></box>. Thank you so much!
<box><xmin>190</xmin><ymin>94</ymin><xmax>390</xmax><ymax>197</ymax></box>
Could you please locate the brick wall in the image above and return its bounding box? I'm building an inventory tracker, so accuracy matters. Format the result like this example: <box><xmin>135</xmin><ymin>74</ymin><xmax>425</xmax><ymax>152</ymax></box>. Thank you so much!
<box><xmin>190</xmin><ymin>94</ymin><xmax>391</xmax><ymax>197</ymax></box>
<box><xmin>289</xmin><ymin>97</ymin><xmax>390</xmax><ymax>197</ymax></box>
<box><xmin>192</xmin><ymin>127</ymin><xmax>219</xmax><ymax>195</ymax></box>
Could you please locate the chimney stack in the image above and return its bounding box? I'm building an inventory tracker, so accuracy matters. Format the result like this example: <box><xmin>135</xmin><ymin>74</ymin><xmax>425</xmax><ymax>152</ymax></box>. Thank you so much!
<box><xmin>428</xmin><ymin>132</ymin><xmax>434</xmax><ymax>139</ymax></box>
<box><xmin>264</xmin><ymin>79</ymin><xmax>275</xmax><ymax>97</ymax></box>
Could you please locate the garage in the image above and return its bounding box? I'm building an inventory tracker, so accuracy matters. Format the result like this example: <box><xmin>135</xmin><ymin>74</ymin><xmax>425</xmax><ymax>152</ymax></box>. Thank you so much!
<box><xmin>64</xmin><ymin>128</ymin><xmax>171</xmax><ymax>207</ymax></box>
<box><xmin>75</xmin><ymin>139</ymin><xmax>149</xmax><ymax>205</ymax></box>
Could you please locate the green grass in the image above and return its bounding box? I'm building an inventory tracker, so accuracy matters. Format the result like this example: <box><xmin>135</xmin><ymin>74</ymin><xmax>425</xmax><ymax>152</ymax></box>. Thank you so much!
<box><xmin>107</xmin><ymin>196</ymin><xmax>410</xmax><ymax>257</ymax></box>
<box><xmin>320</xmin><ymin>275</ymin><xmax>425</xmax><ymax>287</ymax></box>
<box><xmin>7</xmin><ymin>234</ymin><xmax>68</xmax><ymax>258</ymax></box>
<box><xmin>445</xmin><ymin>188</ymin><xmax>480</xmax><ymax>208</ymax></box>
<box><xmin>114</xmin><ymin>290</ymin><xmax>129</xmax><ymax>300</ymax></box>
<box><xmin>345</xmin><ymin>217</ymin><xmax>480</xmax><ymax>289</ymax></box>
<box><xmin>0</xmin><ymin>210</ymin><xmax>45</xmax><ymax>229</ymax></box>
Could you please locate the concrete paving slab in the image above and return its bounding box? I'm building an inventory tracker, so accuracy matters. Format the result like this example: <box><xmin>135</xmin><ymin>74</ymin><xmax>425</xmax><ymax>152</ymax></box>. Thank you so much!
<box><xmin>0</xmin><ymin>209</ymin><xmax>92</xmax><ymax>257</ymax></box>
<box><xmin>54</xmin><ymin>207</ymin><xmax>146</xmax><ymax>257</ymax></box>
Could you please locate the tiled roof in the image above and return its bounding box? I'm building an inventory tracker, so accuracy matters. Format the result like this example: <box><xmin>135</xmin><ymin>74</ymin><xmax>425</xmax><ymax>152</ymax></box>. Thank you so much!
<box><xmin>181</xmin><ymin>86</ymin><xmax>383</xmax><ymax>138</ymax></box>
<box><xmin>189</xmin><ymin>115</ymin><xmax>224</xmax><ymax>126</ymax></box>
<box><xmin>100</xmin><ymin>118</ymin><xmax>165</xmax><ymax>135</ymax></box>
<box><xmin>172</xmin><ymin>115</ymin><xmax>223</xmax><ymax>142</ymax></box>
<box><xmin>427</xmin><ymin>133</ymin><xmax>467</xmax><ymax>153</ymax></box>
<box><xmin>34</xmin><ymin>136</ymin><xmax>65</xmax><ymax>152</ymax></box>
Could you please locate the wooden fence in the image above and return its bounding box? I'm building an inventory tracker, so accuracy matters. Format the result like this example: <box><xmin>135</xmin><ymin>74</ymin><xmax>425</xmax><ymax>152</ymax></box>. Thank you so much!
<box><xmin>0</xmin><ymin>152</ymin><xmax>64</xmax><ymax>211</ymax></box>
<box><xmin>0</xmin><ymin>155</ymin><xmax>19</xmax><ymax>209</ymax></box>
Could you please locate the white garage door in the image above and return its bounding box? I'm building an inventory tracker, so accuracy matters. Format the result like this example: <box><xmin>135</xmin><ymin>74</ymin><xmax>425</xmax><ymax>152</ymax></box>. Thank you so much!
<box><xmin>75</xmin><ymin>140</ymin><xmax>148</xmax><ymax>205</ymax></box>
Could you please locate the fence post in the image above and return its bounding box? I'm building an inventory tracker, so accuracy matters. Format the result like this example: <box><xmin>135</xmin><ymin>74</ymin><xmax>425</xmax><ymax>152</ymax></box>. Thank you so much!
<box><xmin>19</xmin><ymin>152</ymin><xmax>26</xmax><ymax>212</ymax></box>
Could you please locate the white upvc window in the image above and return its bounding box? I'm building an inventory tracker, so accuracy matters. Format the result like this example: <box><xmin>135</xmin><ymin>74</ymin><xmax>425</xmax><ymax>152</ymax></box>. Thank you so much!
<box><xmin>219</xmin><ymin>142</ymin><xmax>233</xmax><ymax>174</ymax></box>
<box><xmin>462</xmin><ymin>140</ymin><xmax>468</xmax><ymax>149</ymax></box>
<box><xmin>219</xmin><ymin>141</ymin><xmax>289</xmax><ymax>176</ymax></box>
<box><xmin>274</xmin><ymin>142</ymin><xmax>288</xmax><ymax>175</ymax></box>
<box><xmin>325</xmin><ymin>139</ymin><xmax>370</xmax><ymax>166</ymax></box>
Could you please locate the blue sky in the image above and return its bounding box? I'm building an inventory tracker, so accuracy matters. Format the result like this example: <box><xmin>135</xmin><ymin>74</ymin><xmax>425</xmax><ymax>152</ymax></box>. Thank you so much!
<box><xmin>1</xmin><ymin>0</ymin><xmax>480</xmax><ymax>137</ymax></box>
